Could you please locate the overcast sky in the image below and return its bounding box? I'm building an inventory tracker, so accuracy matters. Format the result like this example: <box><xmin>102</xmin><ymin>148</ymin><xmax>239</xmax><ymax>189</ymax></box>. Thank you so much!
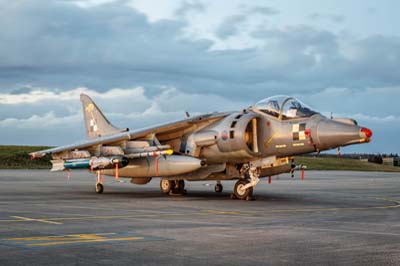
<box><xmin>0</xmin><ymin>0</ymin><xmax>399</xmax><ymax>154</ymax></box>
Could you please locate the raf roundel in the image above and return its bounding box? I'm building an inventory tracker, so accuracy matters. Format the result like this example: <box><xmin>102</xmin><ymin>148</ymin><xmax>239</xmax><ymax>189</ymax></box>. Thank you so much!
<box><xmin>221</xmin><ymin>130</ymin><xmax>228</xmax><ymax>141</ymax></box>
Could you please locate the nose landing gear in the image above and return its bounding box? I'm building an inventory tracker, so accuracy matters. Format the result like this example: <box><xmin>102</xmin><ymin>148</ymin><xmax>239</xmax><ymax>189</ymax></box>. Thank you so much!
<box><xmin>232</xmin><ymin>164</ymin><xmax>260</xmax><ymax>200</ymax></box>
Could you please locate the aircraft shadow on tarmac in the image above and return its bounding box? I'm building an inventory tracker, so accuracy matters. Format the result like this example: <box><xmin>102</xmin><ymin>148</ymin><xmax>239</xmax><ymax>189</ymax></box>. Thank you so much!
<box><xmin>71</xmin><ymin>188</ymin><xmax>353</xmax><ymax>208</ymax></box>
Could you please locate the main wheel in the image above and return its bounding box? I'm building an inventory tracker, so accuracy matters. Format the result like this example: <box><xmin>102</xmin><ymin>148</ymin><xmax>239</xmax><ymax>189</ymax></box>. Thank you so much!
<box><xmin>160</xmin><ymin>179</ymin><xmax>172</xmax><ymax>194</ymax></box>
<box><xmin>95</xmin><ymin>183</ymin><xmax>104</xmax><ymax>194</ymax></box>
<box><xmin>234</xmin><ymin>180</ymin><xmax>253</xmax><ymax>200</ymax></box>
<box><xmin>177</xmin><ymin>180</ymin><xmax>185</xmax><ymax>190</ymax></box>
<box><xmin>215</xmin><ymin>183</ymin><xmax>223</xmax><ymax>193</ymax></box>
<box><xmin>171</xmin><ymin>180</ymin><xmax>185</xmax><ymax>195</ymax></box>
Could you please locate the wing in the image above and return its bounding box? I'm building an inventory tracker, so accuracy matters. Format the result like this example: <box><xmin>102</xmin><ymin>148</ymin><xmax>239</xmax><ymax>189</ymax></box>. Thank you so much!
<box><xmin>29</xmin><ymin>112</ymin><xmax>229</xmax><ymax>159</ymax></box>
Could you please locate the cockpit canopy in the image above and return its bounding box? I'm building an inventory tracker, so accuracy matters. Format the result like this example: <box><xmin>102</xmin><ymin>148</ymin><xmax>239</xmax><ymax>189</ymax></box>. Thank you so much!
<box><xmin>254</xmin><ymin>95</ymin><xmax>318</xmax><ymax>120</ymax></box>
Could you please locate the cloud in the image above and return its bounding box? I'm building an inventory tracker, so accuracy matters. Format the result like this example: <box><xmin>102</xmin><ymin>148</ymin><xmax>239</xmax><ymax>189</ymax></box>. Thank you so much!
<box><xmin>250</xmin><ymin>6</ymin><xmax>279</xmax><ymax>16</ymax></box>
<box><xmin>215</xmin><ymin>14</ymin><xmax>247</xmax><ymax>39</ymax></box>
<box><xmin>308</xmin><ymin>13</ymin><xmax>345</xmax><ymax>23</ymax></box>
<box><xmin>1</xmin><ymin>0</ymin><xmax>400</xmax><ymax>101</ymax></box>
<box><xmin>0</xmin><ymin>86</ymin><xmax>249</xmax><ymax>145</ymax></box>
<box><xmin>0</xmin><ymin>87</ymin><xmax>146</xmax><ymax>104</ymax></box>
<box><xmin>0</xmin><ymin>112</ymin><xmax>81</xmax><ymax>129</ymax></box>
<box><xmin>0</xmin><ymin>1</ymin><xmax>399</xmax><ymax>152</ymax></box>
<box><xmin>215</xmin><ymin>5</ymin><xmax>279</xmax><ymax>39</ymax></box>
<box><xmin>175</xmin><ymin>0</ymin><xmax>205</xmax><ymax>17</ymax></box>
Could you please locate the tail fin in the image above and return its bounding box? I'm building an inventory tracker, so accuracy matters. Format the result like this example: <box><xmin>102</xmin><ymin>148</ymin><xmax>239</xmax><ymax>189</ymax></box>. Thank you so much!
<box><xmin>80</xmin><ymin>94</ymin><xmax>127</xmax><ymax>139</ymax></box>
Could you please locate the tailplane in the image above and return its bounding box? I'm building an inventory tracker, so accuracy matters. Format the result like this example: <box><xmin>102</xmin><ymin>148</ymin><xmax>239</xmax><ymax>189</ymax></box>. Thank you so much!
<box><xmin>80</xmin><ymin>94</ymin><xmax>127</xmax><ymax>139</ymax></box>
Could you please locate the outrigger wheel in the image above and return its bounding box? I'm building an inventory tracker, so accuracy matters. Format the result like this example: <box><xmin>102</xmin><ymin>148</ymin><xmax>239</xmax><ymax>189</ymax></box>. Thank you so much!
<box><xmin>95</xmin><ymin>183</ymin><xmax>104</xmax><ymax>194</ymax></box>
<box><xmin>160</xmin><ymin>179</ymin><xmax>173</xmax><ymax>194</ymax></box>
<box><xmin>233</xmin><ymin>179</ymin><xmax>253</xmax><ymax>200</ymax></box>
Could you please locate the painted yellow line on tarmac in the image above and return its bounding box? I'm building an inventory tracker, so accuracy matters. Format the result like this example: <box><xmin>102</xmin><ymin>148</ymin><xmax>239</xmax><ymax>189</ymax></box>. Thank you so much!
<box><xmin>4</xmin><ymin>233</ymin><xmax>146</xmax><ymax>248</ymax></box>
<box><xmin>204</xmin><ymin>210</ymin><xmax>242</xmax><ymax>215</ymax></box>
<box><xmin>28</xmin><ymin>237</ymin><xmax>144</xmax><ymax>247</ymax></box>
<box><xmin>10</xmin><ymin>216</ymin><xmax>63</xmax><ymax>225</ymax></box>
<box><xmin>7</xmin><ymin>233</ymin><xmax>114</xmax><ymax>241</ymax></box>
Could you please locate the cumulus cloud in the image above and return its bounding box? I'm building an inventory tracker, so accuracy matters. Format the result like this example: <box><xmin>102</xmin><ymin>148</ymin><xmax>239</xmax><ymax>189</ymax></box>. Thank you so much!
<box><xmin>0</xmin><ymin>85</ymin><xmax>249</xmax><ymax>145</ymax></box>
<box><xmin>0</xmin><ymin>0</ymin><xmax>398</xmax><ymax>152</ymax></box>
<box><xmin>1</xmin><ymin>0</ymin><xmax>400</xmax><ymax>100</ymax></box>
<box><xmin>215</xmin><ymin>5</ymin><xmax>279</xmax><ymax>39</ymax></box>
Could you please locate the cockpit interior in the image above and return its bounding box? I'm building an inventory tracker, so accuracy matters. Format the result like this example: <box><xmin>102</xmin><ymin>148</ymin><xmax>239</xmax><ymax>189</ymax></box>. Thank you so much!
<box><xmin>254</xmin><ymin>95</ymin><xmax>318</xmax><ymax>120</ymax></box>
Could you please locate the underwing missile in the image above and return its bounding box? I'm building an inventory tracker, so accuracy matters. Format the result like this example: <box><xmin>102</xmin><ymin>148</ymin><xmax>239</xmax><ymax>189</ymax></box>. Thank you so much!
<box><xmin>51</xmin><ymin>156</ymin><xmax>129</xmax><ymax>171</ymax></box>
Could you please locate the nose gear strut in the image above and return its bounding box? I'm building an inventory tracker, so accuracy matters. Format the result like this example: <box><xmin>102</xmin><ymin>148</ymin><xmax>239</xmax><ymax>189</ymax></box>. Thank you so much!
<box><xmin>233</xmin><ymin>163</ymin><xmax>260</xmax><ymax>200</ymax></box>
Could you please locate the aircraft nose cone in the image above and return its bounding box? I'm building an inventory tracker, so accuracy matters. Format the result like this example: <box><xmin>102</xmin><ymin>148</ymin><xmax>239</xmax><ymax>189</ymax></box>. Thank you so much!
<box><xmin>360</xmin><ymin>127</ymin><xmax>373</xmax><ymax>139</ymax></box>
<box><xmin>316</xmin><ymin>119</ymin><xmax>371</xmax><ymax>149</ymax></box>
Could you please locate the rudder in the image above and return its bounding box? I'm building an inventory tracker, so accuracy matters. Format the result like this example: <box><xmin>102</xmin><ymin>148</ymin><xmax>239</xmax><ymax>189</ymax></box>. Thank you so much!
<box><xmin>80</xmin><ymin>93</ymin><xmax>127</xmax><ymax>139</ymax></box>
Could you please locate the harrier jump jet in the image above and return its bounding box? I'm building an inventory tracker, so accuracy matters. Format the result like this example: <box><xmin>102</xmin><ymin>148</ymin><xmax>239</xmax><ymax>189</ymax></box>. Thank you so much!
<box><xmin>30</xmin><ymin>94</ymin><xmax>372</xmax><ymax>200</ymax></box>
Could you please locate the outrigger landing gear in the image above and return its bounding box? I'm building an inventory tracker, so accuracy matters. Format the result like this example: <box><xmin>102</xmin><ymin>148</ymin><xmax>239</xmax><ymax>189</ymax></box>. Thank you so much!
<box><xmin>95</xmin><ymin>183</ymin><xmax>104</xmax><ymax>193</ymax></box>
<box><xmin>95</xmin><ymin>171</ymin><xmax>104</xmax><ymax>194</ymax></box>
<box><xmin>233</xmin><ymin>164</ymin><xmax>260</xmax><ymax>200</ymax></box>
<box><xmin>215</xmin><ymin>181</ymin><xmax>223</xmax><ymax>193</ymax></box>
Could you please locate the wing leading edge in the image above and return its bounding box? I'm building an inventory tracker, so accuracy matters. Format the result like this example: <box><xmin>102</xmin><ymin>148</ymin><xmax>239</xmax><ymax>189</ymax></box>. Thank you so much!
<box><xmin>29</xmin><ymin>111</ymin><xmax>229</xmax><ymax>159</ymax></box>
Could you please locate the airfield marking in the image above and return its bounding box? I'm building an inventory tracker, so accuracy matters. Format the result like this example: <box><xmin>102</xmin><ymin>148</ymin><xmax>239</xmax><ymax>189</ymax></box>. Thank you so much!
<box><xmin>204</xmin><ymin>210</ymin><xmax>242</xmax><ymax>215</ymax></box>
<box><xmin>0</xmin><ymin>197</ymin><xmax>398</xmax><ymax>224</ymax></box>
<box><xmin>10</xmin><ymin>215</ymin><xmax>63</xmax><ymax>225</ymax></box>
<box><xmin>1</xmin><ymin>233</ymin><xmax>163</xmax><ymax>248</ymax></box>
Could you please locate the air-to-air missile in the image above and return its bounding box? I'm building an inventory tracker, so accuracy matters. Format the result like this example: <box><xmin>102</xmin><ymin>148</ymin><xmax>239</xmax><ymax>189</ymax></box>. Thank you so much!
<box><xmin>50</xmin><ymin>147</ymin><xmax>204</xmax><ymax>178</ymax></box>
<box><xmin>51</xmin><ymin>156</ymin><xmax>129</xmax><ymax>171</ymax></box>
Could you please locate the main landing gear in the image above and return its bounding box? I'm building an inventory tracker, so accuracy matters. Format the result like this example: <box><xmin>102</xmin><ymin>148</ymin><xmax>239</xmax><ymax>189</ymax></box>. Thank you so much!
<box><xmin>160</xmin><ymin>179</ymin><xmax>186</xmax><ymax>195</ymax></box>
<box><xmin>214</xmin><ymin>181</ymin><xmax>223</xmax><ymax>193</ymax></box>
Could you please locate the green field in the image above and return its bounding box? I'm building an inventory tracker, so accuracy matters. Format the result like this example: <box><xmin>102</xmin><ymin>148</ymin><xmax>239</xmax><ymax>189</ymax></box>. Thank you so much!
<box><xmin>295</xmin><ymin>156</ymin><xmax>400</xmax><ymax>172</ymax></box>
<box><xmin>0</xmin><ymin>145</ymin><xmax>399</xmax><ymax>172</ymax></box>
<box><xmin>0</xmin><ymin>145</ymin><xmax>51</xmax><ymax>169</ymax></box>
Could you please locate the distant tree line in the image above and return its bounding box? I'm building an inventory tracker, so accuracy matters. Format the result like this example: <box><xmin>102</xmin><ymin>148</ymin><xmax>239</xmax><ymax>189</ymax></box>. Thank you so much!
<box><xmin>303</xmin><ymin>152</ymin><xmax>399</xmax><ymax>165</ymax></box>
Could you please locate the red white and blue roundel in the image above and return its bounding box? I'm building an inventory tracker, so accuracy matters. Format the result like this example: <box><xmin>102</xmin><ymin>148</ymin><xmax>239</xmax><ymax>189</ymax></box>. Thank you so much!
<box><xmin>221</xmin><ymin>130</ymin><xmax>228</xmax><ymax>141</ymax></box>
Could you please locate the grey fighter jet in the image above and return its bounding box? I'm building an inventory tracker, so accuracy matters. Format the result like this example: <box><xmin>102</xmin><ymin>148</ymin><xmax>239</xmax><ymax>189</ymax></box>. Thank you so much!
<box><xmin>30</xmin><ymin>94</ymin><xmax>372</xmax><ymax>200</ymax></box>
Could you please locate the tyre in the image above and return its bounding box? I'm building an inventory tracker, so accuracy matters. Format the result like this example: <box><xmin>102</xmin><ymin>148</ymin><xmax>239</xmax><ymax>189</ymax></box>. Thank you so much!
<box><xmin>171</xmin><ymin>180</ymin><xmax>185</xmax><ymax>194</ymax></box>
<box><xmin>95</xmin><ymin>183</ymin><xmax>104</xmax><ymax>194</ymax></box>
<box><xmin>215</xmin><ymin>183</ymin><xmax>223</xmax><ymax>193</ymax></box>
<box><xmin>234</xmin><ymin>180</ymin><xmax>252</xmax><ymax>200</ymax></box>
<box><xmin>160</xmin><ymin>179</ymin><xmax>172</xmax><ymax>194</ymax></box>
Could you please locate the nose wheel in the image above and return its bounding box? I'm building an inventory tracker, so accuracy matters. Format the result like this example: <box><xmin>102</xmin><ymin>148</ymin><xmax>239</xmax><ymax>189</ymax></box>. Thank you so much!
<box><xmin>233</xmin><ymin>179</ymin><xmax>253</xmax><ymax>200</ymax></box>
<box><xmin>232</xmin><ymin>164</ymin><xmax>259</xmax><ymax>200</ymax></box>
